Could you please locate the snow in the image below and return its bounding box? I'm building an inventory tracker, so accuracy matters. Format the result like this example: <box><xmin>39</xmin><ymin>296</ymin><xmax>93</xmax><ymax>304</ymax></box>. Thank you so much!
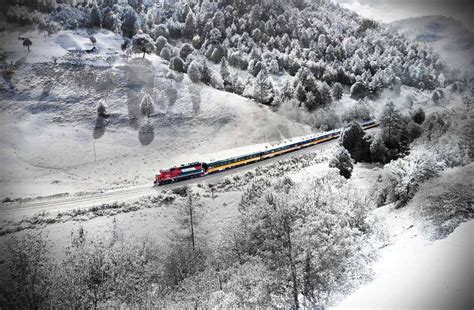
<box><xmin>336</xmin><ymin>207</ymin><xmax>473</xmax><ymax>309</ymax></box>
<box><xmin>391</xmin><ymin>15</ymin><xmax>474</xmax><ymax>73</ymax></box>
<box><xmin>0</xmin><ymin>25</ymin><xmax>123</xmax><ymax>65</ymax></box>
<box><xmin>0</xmin><ymin>26</ymin><xmax>313</xmax><ymax>200</ymax></box>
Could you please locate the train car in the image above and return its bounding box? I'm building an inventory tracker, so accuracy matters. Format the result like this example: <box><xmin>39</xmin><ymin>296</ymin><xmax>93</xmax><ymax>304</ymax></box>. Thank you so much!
<box><xmin>206</xmin><ymin>151</ymin><xmax>262</xmax><ymax>174</ymax></box>
<box><xmin>154</xmin><ymin>162</ymin><xmax>206</xmax><ymax>185</ymax></box>
<box><xmin>360</xmin><ymin>119</ymin><xmax>379</xmax><ymax>129</ymax></box>
<box><xmin>154</xmin><ymin>119</ymin><xmax>379</xmax><ymax>185</ymax></box>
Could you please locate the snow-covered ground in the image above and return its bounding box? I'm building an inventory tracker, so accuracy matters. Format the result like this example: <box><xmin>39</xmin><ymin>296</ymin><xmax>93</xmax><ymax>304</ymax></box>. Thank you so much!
<box><xmin>337</xmin><ymin>213</ymin><xmax>473</xmax><ymax>309</ymax></box>
<box><xmin>0</xmin><ymin>26</ymin><xmax>312</xmax><ymax>200</ymax></box>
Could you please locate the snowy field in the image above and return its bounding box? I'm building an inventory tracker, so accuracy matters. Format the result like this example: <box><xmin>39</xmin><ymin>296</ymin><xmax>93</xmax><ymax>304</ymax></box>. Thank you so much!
<box><xmin>0</xmin><ymin>26</ymin><xmax>312</xmax><ymax>200</ymax></box>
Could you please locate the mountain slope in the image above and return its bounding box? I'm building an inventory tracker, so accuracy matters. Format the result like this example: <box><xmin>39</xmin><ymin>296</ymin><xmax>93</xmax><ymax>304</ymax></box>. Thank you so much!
<box><xmin>391</xmin><ymin>15</ymin><xmax>474</xmax><ymax>73</ymax></box>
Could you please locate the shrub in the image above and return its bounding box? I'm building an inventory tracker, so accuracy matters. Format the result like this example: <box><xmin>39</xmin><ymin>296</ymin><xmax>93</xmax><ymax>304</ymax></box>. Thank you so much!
<box><xmin>329</xmin><ymin>147</ymin><xmax>353</xmax><ymax>179</ymax></box>
<box><xmin>170</xmin><ymin>56</ymin><xmax>186</xmax><ymax>73</ymax></box>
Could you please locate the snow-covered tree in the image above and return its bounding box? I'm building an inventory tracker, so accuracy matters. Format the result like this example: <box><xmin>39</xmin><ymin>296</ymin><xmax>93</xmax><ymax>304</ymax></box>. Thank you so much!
<box><xmin>380</xmin><ymin>101</ymin><xmax>404</xmax><ymax>151</ymax></box>
<box><xmin>219</xmin><ymin>58</ymin><xmax>230</xmax><ymax>84</ymax></box>
<box><xmin>183</xmin><ymin>11</ymin><xmax>196</xmax><ymax>39</ymax></box>
<box><xmin>155</xmin><ymin>36</ymin><xmax>167</xmax><ymax>53</ymax></box>
<box><xmin>131</xmin><ymin>33</ymin><xmax>155</xmax><ymax>58</ymax></box>
<box><xmin>22</xmin><ymin>38</ymin><xmax>32</xmax><ymax>52</ymax></box>
<box><xmin>350</xmin><ymin>81</ymin><xmax>368</xmax><ymax>100</ymax></box>
<box><xmin>340</xmin><ymin>122</ymin><xmax>371</xmax><ymax>162</ymax></box>
<box><xmin>377</xmin><ymin>148</ymin><xmax>444</xmax><ymax>207</ymax></box>
<box><xmin>97</xmin><ymin>100</ymin><xmax>107</xmax><ymax>117</ymax></box>
<box><xmin>319</xmin><ymin>81</ymin><xmax>333</xmax><ymax>105</ymax></box>
<box><xmin>188</xmin><ymin>60</ymin><xmax>201</xmax><ymax>83</ymax></box>
<box><xmin>370</xmin><ymin>134</ymin><xmax>388</xmax><ymax>164</ymax></box>
<box><xmin>121</xmin><ymin>6</ymin><xmax>139</xmax><ymax>38</ymax></box>
<box><xmin>160</xmin><ymin>46</ymin><xmax>172</xmax><ymax>61</ymax></box>
<box><xmin>254</xmin><ymin>68</ymin><xmax>274</xmax><ymax>105</ymax></box>
<box><xmin>332</xmin><ymin>82</ymin><xmax>343</xmax><ymax>100</ymax></box>
<box><xmin>170</xmin><ymin>56</ymin><xmax>185</xmax><ymax>73</ymax></box>
<box><xmin>329</xmin><ymin>147</ymin><xmax>353</xmax><ymax>179</ymax></box>
<box><xmin>412</xmin><ymin>107</ymin><xmax>425</xmax><ymax>125</ymax></box>
<box><xmin>200</xmin><ymin>60</ymin><xmax>212</xmax><ymax>85</ymax></box>
<box><xmin>179</xmin><ymin>43</ymin><xmax>194</xmax><ymax>61</ymax></box>
<box><xmin>140</xmin><ymin>93</ymin><xmax>155</xmax><ymax>117</ymax></box>
<box><xmin>90</xmin><ymin>4</ymin><xmax>102</xmax><ymax>28</ymax></box>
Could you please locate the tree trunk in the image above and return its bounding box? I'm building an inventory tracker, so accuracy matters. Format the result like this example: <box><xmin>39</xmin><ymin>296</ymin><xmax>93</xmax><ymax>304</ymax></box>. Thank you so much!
<box><xmin>188</xmin><ymin>194</ymin><xmax>195</xmax><ymax>251</ymax></box>
<box><xmin>285</xmin><ymin>219</ymin><xmax>299</xmax><ymax>309</ymax></box>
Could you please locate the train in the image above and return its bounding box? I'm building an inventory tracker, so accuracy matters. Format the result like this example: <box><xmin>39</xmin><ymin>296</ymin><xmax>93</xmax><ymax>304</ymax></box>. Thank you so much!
<box><xmin>154</xmin><ymin>119</ymin><xmax>379</xmax><ymax>185</ymax></box>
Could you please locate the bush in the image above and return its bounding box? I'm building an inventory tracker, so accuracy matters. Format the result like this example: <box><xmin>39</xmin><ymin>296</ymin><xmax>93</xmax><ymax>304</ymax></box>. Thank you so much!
<box><xmin>329</xmin><ymin>147</ymin><xmax>353</xmax><ymax>179</ymax></box>
<box><xmin>340</xmin><ymin>122</ymin><xmax>371</xmax><ymax>162</ymax></box>
<box><xmin>160</xmin><ymin>46</ymin><xmax>172</xmax><ymax>61</ymax></box>
<box><xmin>179</xmin><ymin>43</ymin><xmax>194</xmax><ymax>61</ymax></box>
<box><xmin>155</xmin><ymin>36</ymin><xmax>168</xmax><ymax>53</ymax></box>
<box><xmin>188</xmin><ymin>60</ymin><xmax>201</xmax><ymax>83</ymax></box>
<box><xmin>374</xmin><ymin>147</ymin><xmax>445</xmax><ymax>208</ymax></box>
<box><xmin>350</xmin><ymin>81</ymin><xmax>369</xmax><ymax>100</ymax></box>
<box><xmin>170</xmin><ymin>56</ymin><xmax>186</xmax><ymax>73</ymax></box>
<box><xmin>412</xmin><ymin>107</ymin><xmax>425</xmax><ymax>125</ymax></box>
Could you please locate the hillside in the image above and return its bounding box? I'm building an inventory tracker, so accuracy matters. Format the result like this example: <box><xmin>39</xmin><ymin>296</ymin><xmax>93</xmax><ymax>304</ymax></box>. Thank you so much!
<box><xmin>391</xmin><ymin>15</ymin><xmax>474</xmax><ymax>73</ymax></box>
<box><xmin>0</xmin><ymin>26</ymin><xmax>312</xmax><ymax>199</ymax></box>
<box><xmin>0</xmin><ymin>0</ymin><xmax>473</xmax><ymax>309</ymax></box>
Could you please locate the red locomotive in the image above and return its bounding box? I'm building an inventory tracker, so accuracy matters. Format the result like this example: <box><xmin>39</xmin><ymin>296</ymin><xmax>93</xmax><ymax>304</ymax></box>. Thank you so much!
<box><xmin>154</xmin><ymin>162</ymin><xmax>207</xmax><ymax>185</ymax></box>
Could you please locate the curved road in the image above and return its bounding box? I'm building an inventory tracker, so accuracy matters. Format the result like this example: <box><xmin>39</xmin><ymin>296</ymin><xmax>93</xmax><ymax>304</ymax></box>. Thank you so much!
<box><xmin>1</xmin><ymin>137</ymin><xmax>342</xmax><ymax>219</ymax></box>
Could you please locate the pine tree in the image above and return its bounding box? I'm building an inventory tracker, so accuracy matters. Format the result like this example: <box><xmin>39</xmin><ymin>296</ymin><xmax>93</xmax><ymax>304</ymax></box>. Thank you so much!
<box><xmin>370</xmin><ymin>134</ymin><xmax>388</xmax><ymax>164</ymax></box>
<box><xmin>220</xmin><ymin>58</ymin><xmax>230</xmax><ymax>83</ymax></box>
<box><xmin>179</xmin><ymin>43</ymin><xmax>194</xmax><ymax>61</ymax></box>
<box><xmin>97</xmin><ymin>100</ymin><xmax>107</xmax><ymax>117</ymax></box>
<box><xmin>412</xmin><ymin>107</ymin><xmax>425</xmax><ymax>125</ymax></box>
<box><xmin>329</xmin><ymin>147</ymin><xmax>353</xmax><ymax>178</ymax></box>
<box><xmin>188</xmin><ymin>60</ymin><xmax>201</xmax><ymax>83</ymax></box>
<box><xmin>183</xmin><ymin>11</ymin><xmax>196</xmax><ymax>39</ymax></box>
<box><xmin>332</xmin><ymin>82</ymin><xmax>343</xmax><ymax>100</ymax></box>
<box><xmin>121</xmin><ymin>6</ymin><xmax>139</xmax><ymax>38</ymax></box>
<box><xmin>90</xmin><ymin>4</ymin><xmax>102</xmax><ymax>28</ymax></box>
<box><xmin>140</xmin><ymin>93</ymin><xmax>155</xmax><ymax>117</ymax></box>
<box><xmin>254</xmin><ymin>68</ymin><xmax>274</xmax><ymax>105</ymax></box>
<box><xmin>340</xmin><ymin>122</ymin><xmax>371</xmax><ymax>162</ymax></box>
<box><xmin>380</xmin><ymin>101</ymin><xmax>403</xmax><ymax>150</ymax></box>
<box><xmin>200</xmin><ymin>60</ymin><xmax>212</xmax><ymax>85</ymax></box>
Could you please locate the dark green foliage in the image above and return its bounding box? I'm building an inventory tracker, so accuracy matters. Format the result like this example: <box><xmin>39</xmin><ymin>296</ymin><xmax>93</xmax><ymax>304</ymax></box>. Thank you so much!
<box><xmin>155</xmin><ymin>36</ymin><xmax>167</xmax><ymax>53</ymax></box>
<box><xmin>102</xmin><ymin>7</ymin><xmax>115</xmax><ymax>31</ymax></box>
<box><xmin>332</xmin><ymin>82</ymin><xmax>343</xmax><ymax>100</ymax></box>
<box><xmin>121</xmin><ymin>6</ymin><xmax>138</xmax><ymax>38</ymax></box>
<box><xmin>170</xmin><ymin>56</ymin><xmax>186</xmax><ymax>73</ymax></box>
<box><xmin>340</xmin><ymin>121</ymin><xmax>371</xmax><ymax>162</ymax></box>
<box><xmin>200</xmin><ymin>60</ymin><xmax>212</xmax><ymax>85</ymax></box>
<box><xmin>380</xmin><ymin>101</ymin><xmax>404</xmax><ymax>152</ymax></box>
<box><xmin>90</xmin><ymin>4</ymin><xmax>101</xmax><ymax>28</ymax></box>
<box><xmin>329</xmin><ymin>147</ymin><xmax>353</xmax><ymax>178</ymax></box>
<box><xmin>179</xmin><ymin>43</ymin><xmax>194</xmax><ymax>61</ymax></box>
<box><xmin>412</xmin><ymin>107</ymin><xmax>426</xmax><ymax>125</ymax></box>
<box><xmin>131</xmin><ymin>33</ymin><xmax>155</xmax><ymax>58</ymax></box>
<box><xmin>22</xmin><ymin>38</ymin><xmax>32</xmax><ymax>52</ymax></box>
<box><xmin>350</xmin><ymin>80</ymin><xmax>369</xmax><ymax>100</ymax></box>
<box><xmin>406</xmin><ymin>121</ymin><xmax>423</xmax><ymax>142</ymax></box>
<box><xmin>370</xmin><ymin>134</ymin><xmax>388</xmax><ymax>164</ymax></box>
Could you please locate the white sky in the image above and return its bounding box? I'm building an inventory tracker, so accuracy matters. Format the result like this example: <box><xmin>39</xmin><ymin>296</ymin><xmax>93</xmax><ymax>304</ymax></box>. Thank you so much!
<box><xmin>332</xmin><ymin>0</ymin><xmax>474</xmax><ymax>31</ymax></box>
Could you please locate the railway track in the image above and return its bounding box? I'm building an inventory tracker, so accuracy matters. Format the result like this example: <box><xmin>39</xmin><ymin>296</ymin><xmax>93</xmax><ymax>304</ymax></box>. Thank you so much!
<box><xmin>1</xmin><ymin>125</ymin><xmax>378</xmax><ymax>218</ymax></box>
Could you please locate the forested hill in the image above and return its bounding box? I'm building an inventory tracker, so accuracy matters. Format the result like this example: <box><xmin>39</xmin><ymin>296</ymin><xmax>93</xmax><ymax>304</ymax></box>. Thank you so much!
<box><xmin>5</xmin><ymin>0</ymin><xmax>451</xmax><ymax>108</ymax></box>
